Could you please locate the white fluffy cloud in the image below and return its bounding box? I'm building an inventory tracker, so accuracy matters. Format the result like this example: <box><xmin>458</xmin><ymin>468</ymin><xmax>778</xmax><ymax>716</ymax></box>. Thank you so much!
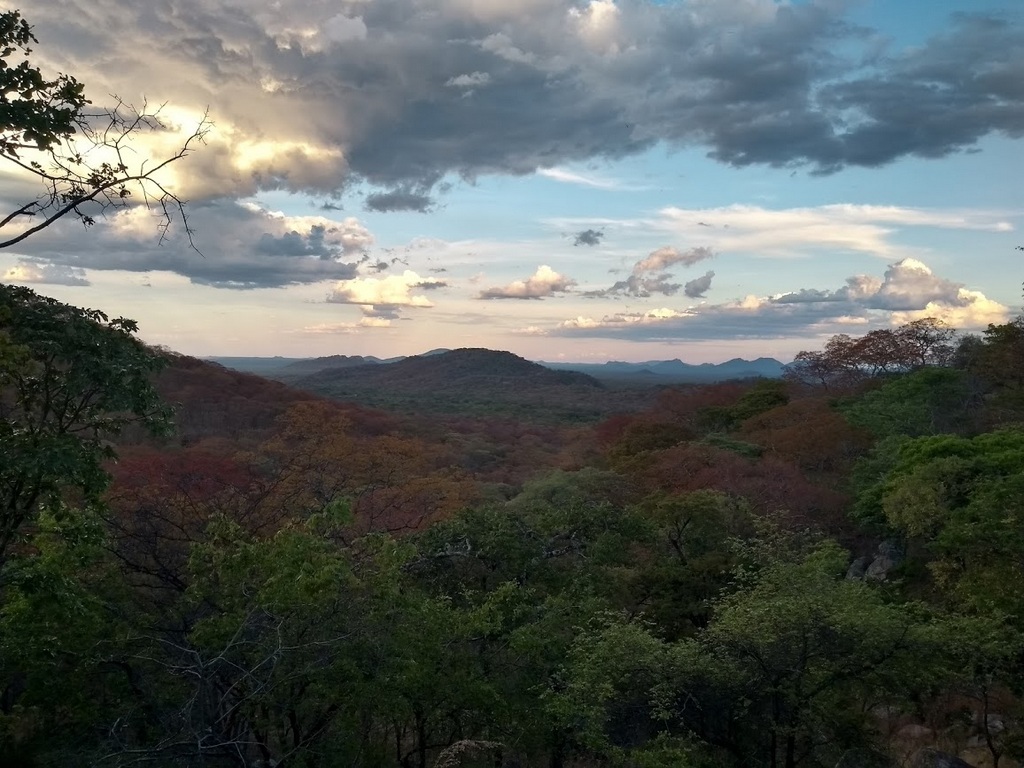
<box><xmin>891</xmin><ymin>290</ymin><xmax>1009</xmax><ymax>329</ymax></box>
<box><xmin>553</xmin><ymin>258</ymin><xmax>1009</xmax><ymax>342</ymax></box>
<box><xmin>478</xmin><ymin>265</ymin><xmax>576</xmax><ymax>299</ymax></box>
<box><xmin>774</xmin><ymin>258</ymin><xmax>992</xmax><ymax>315</ymax></box>
<box><xmin>327</xmin><ymin>270</ymin><xmax>436</xmax><ymax>308</ymax></box>
<box><xmin>3</xmin><ymin>261</ymin><xmax>89</xmax><ymax>286</ymax></box>
<box><xmin>445</xmin><ymin>71</ymin><xmax>492</xmax><ymax>88</ymax></box>
<box><xmin>560</xmin><ymin>306</ymin><xmax>686</xmax><ymax>331</ymax></box>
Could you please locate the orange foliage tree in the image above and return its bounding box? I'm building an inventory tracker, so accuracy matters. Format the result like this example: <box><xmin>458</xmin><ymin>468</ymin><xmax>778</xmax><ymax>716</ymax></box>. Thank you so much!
<box><xmin>787</xmin><ymin>319</ymin><xmax>956</xmax><ymax>390</ymax></box>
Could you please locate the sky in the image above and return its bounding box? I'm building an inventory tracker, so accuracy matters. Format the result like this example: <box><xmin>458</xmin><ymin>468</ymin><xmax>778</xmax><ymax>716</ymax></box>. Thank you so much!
<box><xmin>1</xmin><ymin>0</ymin><xmax>1022</xmax><ymax>363</ymax></box>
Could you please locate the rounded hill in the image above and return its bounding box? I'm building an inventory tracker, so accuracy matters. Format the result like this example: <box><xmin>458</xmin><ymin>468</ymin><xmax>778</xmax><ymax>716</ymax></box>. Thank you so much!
<box><xmin>299</xmin><ymin>348</ymin><xmax>601</xmax><ymax>391</ymax></box>
<box><xmin>292</xmin><ymin>348</ymin><xmax>610</xmax><ymax>422</ymax></box>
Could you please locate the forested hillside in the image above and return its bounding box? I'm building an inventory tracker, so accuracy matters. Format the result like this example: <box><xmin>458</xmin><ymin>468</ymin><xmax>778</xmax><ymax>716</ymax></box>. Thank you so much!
<box><xmin>3</xmin><ymin>282</ymin><xmax>1024</xmax><ymax>768</ymax></box>
<box><xmin>283</xmin><ymin>348</ymin><xmax>630</xmax><ymax>423</ymax></box>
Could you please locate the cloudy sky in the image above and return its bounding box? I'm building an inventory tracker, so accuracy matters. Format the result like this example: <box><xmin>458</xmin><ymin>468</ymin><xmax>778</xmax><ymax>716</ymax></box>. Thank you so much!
<box><xmin>2</xmin><ymin>0</ymin><xmax>1021</xmax><ymax>363</ymax></box>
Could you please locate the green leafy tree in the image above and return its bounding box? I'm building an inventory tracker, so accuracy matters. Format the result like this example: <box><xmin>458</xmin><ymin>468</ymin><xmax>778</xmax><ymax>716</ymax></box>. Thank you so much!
<box><xmin>0</xmin><ymin>284</ymin><xmax>169</xmax><ymax>564</ymax></box>
<box><xmin>966</xmin><ymin>319</ymin><xmax>1024</xmax><ymax>423</ymax></box>
<box><xmin>553</xmin><ymin>533</ymin><xmax>933</xmax><ymax>768</ymax></box>
<box><xmin>0</xmin><ymin>504</ymin><xmax>129</xmax><ymax>765</ymax></box>
<box><xmin>630</xmin><ymin>490</ymin><xmax>752</xmax><ymax>638</ymax></box>
<box><xmin>697</xmin><ymin>379</ymin><xmax>790</xmax><ymax>433</ymax></box>
<box><xmin>100</xmin><ymin>507</ymin><xmax>377</xmax><ymax>766</ymax></box>
<box><xmin>548</xmin><ymin>618</ymin><xmax>720</xmax><ymax>767</ymax></box>
<box><xmin>410</xmin><ymin>498</ymin><xmax>658</xmax><ymax>764</ymax></box>
<box><xmin>701</xmin><ymin>535</ymin><xmax>928</xmax><ymax>768</ymax></box>
<box><xmin>841</xmin><ymin>367</ymin><xmax>981</xmax><ymax>439</ymax></box>
<box><xmin>866</xmin><ymin>428</ymin><xmax>1024</xmax><ymax>621</ymax></box>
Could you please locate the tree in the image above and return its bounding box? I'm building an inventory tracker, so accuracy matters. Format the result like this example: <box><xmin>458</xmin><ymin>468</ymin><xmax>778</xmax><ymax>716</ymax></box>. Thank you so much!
<box><xmin>787</xmin><ymin>319</ymin><xmax>956</xmax><ymax>390</ymax></box>
<box><xmin>551</xmin><ymin>533</ymin><xmax>933</xmax><ymax>768</ymax></box>
<box><xmin>630</xmin><ymin>490</ymin><xmax>752</xmax><ymax>638</ymax></box>
<box><xmin>0</xmin><ymin>284</ymin><xmax>169</xmax><ymax>565</ymax></box>
<box><xmin>699</xmin><ymin>535</ymin><xmax>928</xmax><ymax>768</ymax></box>
<box><xmin>786</xmin><ymin>334</ymin><xmax>862</xmax><ymax>390</ymax></box>
<box><xmin>0</xmin><ymin>10</ymin><xmax>209</xmax><ymax>250</ymax></box>
<box><xmin>840</xmin><ymin>367</ymin><xmax>982</xmax><ymax>440</ymax></box>
<box><xmin>741</xmin><ymin>398</ymin><xmax>870</xmax><ymax>474</ymax></box>
<box><xmin>966</xmin><ymin>319</ymin><xmax>1024</xmax><ymax>423</ymax></box>
<box><xmin>866</xmin><ymin>428</ymin><xmax>1024</xmax><ymax>623</ymax></box>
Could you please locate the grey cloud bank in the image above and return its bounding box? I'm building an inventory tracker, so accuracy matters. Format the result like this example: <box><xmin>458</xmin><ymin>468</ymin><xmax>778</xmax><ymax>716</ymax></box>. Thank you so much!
<box><xmin>23</xmin><ymin>1</ymin><xmax>1024</xmax><ymax>205</ymax></box>
<box><xmin>554</xmin><ymin>258</ymin><xmax>1007</xmax><ymax>342</ymax></box>
<box><xmin>3</xmin><ymin>200</ymin><xmax>366</xmax><ymax>290</ymax></box>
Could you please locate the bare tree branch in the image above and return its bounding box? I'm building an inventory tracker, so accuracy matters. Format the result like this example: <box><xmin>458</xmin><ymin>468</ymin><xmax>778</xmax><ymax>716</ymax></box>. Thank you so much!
<box><xmin>0</xmin><ymin>98</ymin><xmax>211</xmax><ymax>253</ymax></box>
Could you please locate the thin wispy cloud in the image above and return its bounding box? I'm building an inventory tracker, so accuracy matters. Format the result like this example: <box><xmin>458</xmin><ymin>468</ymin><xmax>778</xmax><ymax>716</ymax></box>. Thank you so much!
<box><xmin>557</xmin><ymin>204</ymin><xmax>1016</xmax><ymax>261</ymax></box>
<box><xmin>538</xmin><ymin>168</ymin><xmax>620</xmax><ymax>190</ymax></box>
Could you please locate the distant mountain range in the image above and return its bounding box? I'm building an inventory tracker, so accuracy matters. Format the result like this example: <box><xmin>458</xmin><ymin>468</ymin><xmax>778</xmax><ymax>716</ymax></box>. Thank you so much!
<box><xmin>541</xmin><ymin>356</ymin><xmax>787</xmax><ymax>382</ymax></box>
<box><xmin>210</xmin><ymin>350</ymin><xmax>786</xmax><ymax>384</ymax></box>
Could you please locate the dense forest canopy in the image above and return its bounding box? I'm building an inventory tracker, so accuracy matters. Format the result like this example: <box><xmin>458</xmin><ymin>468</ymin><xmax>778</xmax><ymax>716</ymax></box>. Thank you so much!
<box><xmin>3</xmin><ymin>7</ymin><xmax>1024</xmax><ymax>768</ymax></box>
<box><xmin>2</xmin><ymin>281</ymin><xmax>1023</xmax><ymax>767</ymax></box>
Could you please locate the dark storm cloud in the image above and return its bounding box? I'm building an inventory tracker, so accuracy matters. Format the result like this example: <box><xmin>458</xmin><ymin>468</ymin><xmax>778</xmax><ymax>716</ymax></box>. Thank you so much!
<box><xmin>817</xmin><ymin>13</ymin><xmax>1024</xmax><ymax>169</ymax></box>
<box><xmin>573</xmin><ymin>228</ymin><xmax>604</xmax><ymax>246</ymax></box>
<box><xmin>23</xmin><ymin>3</ymin><xmax>1024</xmax><ymax>204</ymax></box>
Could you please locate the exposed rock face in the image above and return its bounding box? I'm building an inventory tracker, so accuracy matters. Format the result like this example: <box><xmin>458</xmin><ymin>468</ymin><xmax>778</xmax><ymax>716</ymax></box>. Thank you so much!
<box><xmin>865</xmin><ymin>541</ymin><xmax>903</xmax><ymax>582</ymax></box>
<box><xmin>896</xmin><ymin>724</ymin><xmax>935</xmax><ymax>741</ymax></box>
<box><xmin>846</xmin><ymin>542</ymin><xmax>903</xmax><ymax>582</ymax></box>
<box><xmin>832</xmin><ymin>747</ymin><xmax>893</xmax><ymax>767</ymax></box>
<box><xmin>846</xmin><ymin>556</ymin><xmax>870</xmax><ymax>580</ymax></box>
<box><xmin>909</xmin><ymin>749</ymin><xmax>973</xmax><ymax>768</ymax></box>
